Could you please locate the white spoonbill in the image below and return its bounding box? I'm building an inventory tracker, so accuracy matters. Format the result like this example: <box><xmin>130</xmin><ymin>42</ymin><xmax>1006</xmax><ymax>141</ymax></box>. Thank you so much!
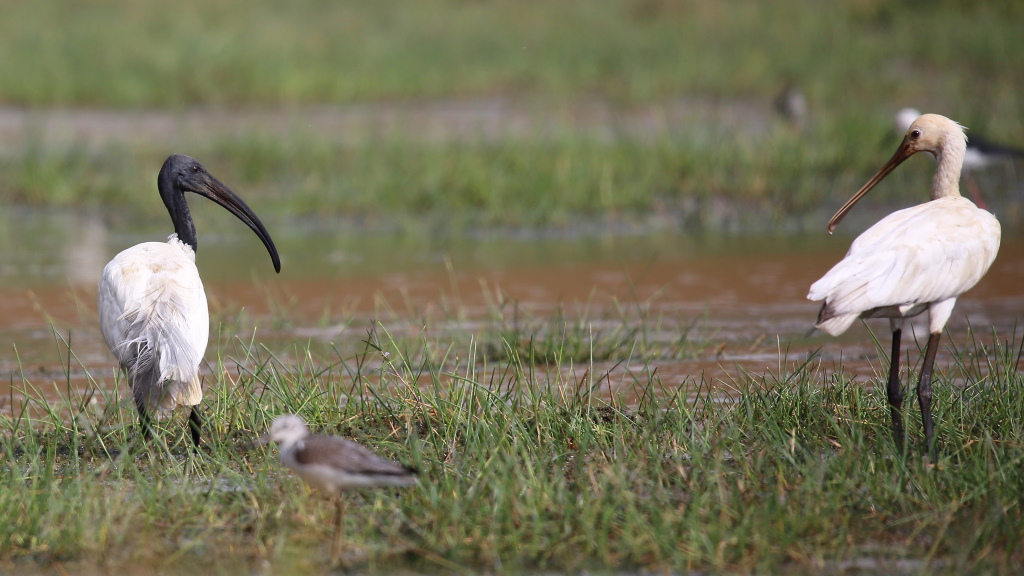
<box><xmin>808</xmin><ymin>114</ymin><xmax>1000</xmax><ymax>455</ymax></box>
<box><xmin>260</xmin><ymin>414</ymin><xmax>417</xmax><ymax>560</ymax></box>
<box><xmin>98</xmin><ymin>154</ymin><xmax>281</xmax><ymax>446</ymax></box>
<box><xmin>896</xmin><ymin>108</ymin><xmax>1023</xmax><ymax>208</ymax></box>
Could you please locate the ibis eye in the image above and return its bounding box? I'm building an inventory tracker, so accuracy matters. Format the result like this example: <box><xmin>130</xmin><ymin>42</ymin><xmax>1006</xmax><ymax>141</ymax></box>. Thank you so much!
<box><xmin>910</xmin><ymin>129</ymin><xmax>921</xmax><ymax>140</ymax></box>
<box><xmin>190</xmin><ymin>165</ymin><xmax>201</xmax><ymax>174</ymax></box>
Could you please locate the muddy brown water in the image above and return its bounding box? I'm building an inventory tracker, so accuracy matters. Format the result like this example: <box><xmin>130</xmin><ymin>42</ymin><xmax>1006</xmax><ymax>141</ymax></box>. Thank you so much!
<box><xmin>0</xmin><ymin>206</ymin><xmax>1021</xmax><ymax>415</ymax></box>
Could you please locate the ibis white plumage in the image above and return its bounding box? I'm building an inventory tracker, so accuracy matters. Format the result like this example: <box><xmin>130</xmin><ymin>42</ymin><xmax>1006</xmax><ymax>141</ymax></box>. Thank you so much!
<box><xmin>98</xmin><ymin>154</ymin><xmax>281</xmax><ymax>446</ymax></box>
<box><xmin>808</xmin><ymin>114</ymin><xmax>1000</xmax><ymax>455</ymax></box>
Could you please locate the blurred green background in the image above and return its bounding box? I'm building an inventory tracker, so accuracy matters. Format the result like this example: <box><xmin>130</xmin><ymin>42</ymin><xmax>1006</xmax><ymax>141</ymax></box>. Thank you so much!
<box><xmin>2</xmin><ymin>0</ymin><xmax>1022</xmax><ymax>229</ymax></box>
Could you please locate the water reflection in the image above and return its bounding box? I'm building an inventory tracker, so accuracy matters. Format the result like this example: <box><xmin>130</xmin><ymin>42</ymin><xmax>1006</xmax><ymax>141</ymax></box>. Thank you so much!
<box><xmin>63</xmin><ymin>210</ymin><xmax>108</xmax><ymax>286</ymax></box>
<box><xmin>0</xmin><ymin>206</ymin><xmax>1021</xmax><ymax>414</ymax></box>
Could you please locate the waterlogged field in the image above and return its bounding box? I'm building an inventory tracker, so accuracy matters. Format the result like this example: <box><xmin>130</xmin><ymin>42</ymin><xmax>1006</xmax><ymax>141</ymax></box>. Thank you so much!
<box><xmin>0</xmin><ymin>209</ymin><xmax>1022</xmax><ymax>574</ymax></box>
<box><xmin>2</xmin><ymin>0</ymin><xmax>1024</xmax><ymax>573</ymax></box>
<box><xmin>2</xmin><ymin>0</ymin><xmax>1023</xmax><ymax>228</ymax></box>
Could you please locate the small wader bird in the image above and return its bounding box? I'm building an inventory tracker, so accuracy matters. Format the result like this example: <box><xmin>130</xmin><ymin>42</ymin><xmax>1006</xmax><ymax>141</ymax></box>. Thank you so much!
<box><xmin>260</xmin><ymin>414</ymin><xmax>417</xmax><ymax>562</ymax></box>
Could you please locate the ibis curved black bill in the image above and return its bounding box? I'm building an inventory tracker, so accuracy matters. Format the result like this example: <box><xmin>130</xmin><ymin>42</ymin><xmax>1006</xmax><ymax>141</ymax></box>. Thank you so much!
<box><xmin>160</xmin><ymin>154</ymin><xmax>281</xmax><ymax>273</ymax></box>
<box><xmin>827</xmin><ymin>139</ymin><xmax>916</xmax><ymax>234</ymax></box>
<box><xmin>191</xmin><ymin>174</ymin><xmax>282</xmax><ymax>273</ymax></box>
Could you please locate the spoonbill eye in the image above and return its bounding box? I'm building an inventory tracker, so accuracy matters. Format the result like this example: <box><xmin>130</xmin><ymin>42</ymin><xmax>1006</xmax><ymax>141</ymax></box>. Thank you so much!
<box><xmin>910</xmin><ymin>129</ymin><xmax>921</xmax><ymax>140</ymax></box>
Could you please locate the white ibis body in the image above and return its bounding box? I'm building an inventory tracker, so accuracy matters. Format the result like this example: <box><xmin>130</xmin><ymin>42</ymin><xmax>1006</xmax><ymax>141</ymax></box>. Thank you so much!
<box><xmin>808</xmin><ymin>114</ymin><xmax>1000</xmax><ymax>455</ymax></box>
<box><xmin>261</xmin><ymin>414</ymin><xmax>417</xmax><ymax>559</ymax></box>
<box><xmin>896</xmin><ymin>108</ymin><xmax>1024</xmax><ymax>208</ymax></box>
<box><xmin>98</xmin><ymin>154</ymin><xmax>281</xmax><ymax>446</ymax></box>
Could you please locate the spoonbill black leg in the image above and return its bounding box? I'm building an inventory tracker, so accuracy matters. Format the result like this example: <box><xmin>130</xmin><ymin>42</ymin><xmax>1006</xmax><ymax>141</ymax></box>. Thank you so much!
<box><xmin>918</xmin><ymin>333</ymin><xmax>942</xmax><ymax>460</ymax></box>
<box><xmin>886</xmin><ymin>325</ymin><xmax>905</xmax><ymax>451</ymax></box>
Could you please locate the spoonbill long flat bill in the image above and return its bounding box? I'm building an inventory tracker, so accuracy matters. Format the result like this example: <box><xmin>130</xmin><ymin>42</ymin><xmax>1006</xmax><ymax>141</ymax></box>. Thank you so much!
<box><xmin>808</xmin><ymin>114</ymin><xmax>1000</xmax><ymax>455</ymax></box>
<box><xmin>98</xmin><ymin>154</ymin><xmax>281</xmax><ymax>446</ymax></box>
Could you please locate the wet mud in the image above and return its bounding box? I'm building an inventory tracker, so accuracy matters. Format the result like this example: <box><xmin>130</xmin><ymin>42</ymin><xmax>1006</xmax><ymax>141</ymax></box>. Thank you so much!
<box><xmin>1</xmin><ymin>208</ymin><xmax>1021</xmax><ymax>415</ymax></box>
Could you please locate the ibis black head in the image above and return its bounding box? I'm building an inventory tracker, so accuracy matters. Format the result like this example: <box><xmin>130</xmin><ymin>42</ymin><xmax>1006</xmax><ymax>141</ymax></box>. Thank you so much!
<box><xmin>157</xmin><ymin>154</ymin><xmax>281</xmax><ymax>273</ymax></box>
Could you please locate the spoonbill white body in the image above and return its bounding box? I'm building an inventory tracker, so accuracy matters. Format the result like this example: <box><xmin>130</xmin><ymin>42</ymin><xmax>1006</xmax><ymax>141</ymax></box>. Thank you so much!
<box><xmin>809</xmin><ymin>114</ymin><xmax>1000</xmax><ymax>455</ymax></box>
<box><xmin>98</xmin><ymin>154</ymin><xmax>281</xmax><ymax>446</ymax></box>
<box><xmin>896</xmin><ymin>108</ymin><xmax>1023</xmax><ymax>208</ymax></box>
<box><xmin>261</xmin><ymin>414</ymin><xmax>417</xmax><ymax>559</ymax></box>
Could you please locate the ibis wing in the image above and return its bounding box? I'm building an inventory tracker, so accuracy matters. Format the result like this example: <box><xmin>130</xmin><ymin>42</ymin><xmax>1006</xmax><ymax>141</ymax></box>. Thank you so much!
<box><xmin>97</xmin><ymin>240</ymin><xmax>209</xmax><ymax>411</ymax></box>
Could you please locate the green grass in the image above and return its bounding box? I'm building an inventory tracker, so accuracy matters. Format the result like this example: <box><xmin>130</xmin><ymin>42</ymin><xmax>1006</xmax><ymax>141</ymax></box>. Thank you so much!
<box><xmin>1</xmin><ymin>320</ymin><xmax>1022</xmax><ymax>574</ymax></box>
<box><xmin>2</xmin><ymin>0</ymin><xmax>1022</xmax><ymax>112</ymax></box>
<box><xmin>1</xmin><ymin>2</ymin><xmax>1023</xmax><ymax>570</ymax></box>
<box><xmin>1</xmin><ymin>122</ymin><xmax>947</xmax><ymax>230</ymax></box>
<box><xmin>2</xmin><ymin>1</ymin><xmax>1024</xmax><ymax>228</ymax></box>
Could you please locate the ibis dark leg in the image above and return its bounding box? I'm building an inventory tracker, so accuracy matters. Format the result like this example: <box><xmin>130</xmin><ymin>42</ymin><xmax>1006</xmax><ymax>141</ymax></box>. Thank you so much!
<box><xmin>918</xmin><ymin>333</ymin><xmax>942</xmax><ymax>460</ymax></box>
<box><xmin>188</xmin><ymin>406</ymin><xmax>203</xmax><ymax>447</ymax></box>
<box><xmin>886</xmin><ymin>327</ymin><xmax>905</xmax><ymax>451</ymax></box>
<box><xmin>136</xmin><ymin>400</ymin><xmax>154</xmax><ymax>441</ymax></box>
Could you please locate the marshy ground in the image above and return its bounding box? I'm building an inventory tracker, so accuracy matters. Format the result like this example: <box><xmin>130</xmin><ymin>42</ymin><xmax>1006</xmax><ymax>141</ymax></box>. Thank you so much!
<box><xmin>1</xmin><ymin>211</ymin><xmax>1023</xmax><ymax>574</ymax></box>
<box><xmin>2</xmin><ymin>1</ymin><xmax>1024</xmax><ymax>573</ymax></box>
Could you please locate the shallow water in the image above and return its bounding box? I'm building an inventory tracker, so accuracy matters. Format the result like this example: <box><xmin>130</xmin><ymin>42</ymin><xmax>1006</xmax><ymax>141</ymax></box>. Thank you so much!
<box><xmin>0</xmin><ymin>206</ymin><xmax>1021</xmax><ymax>414</ymax></box>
